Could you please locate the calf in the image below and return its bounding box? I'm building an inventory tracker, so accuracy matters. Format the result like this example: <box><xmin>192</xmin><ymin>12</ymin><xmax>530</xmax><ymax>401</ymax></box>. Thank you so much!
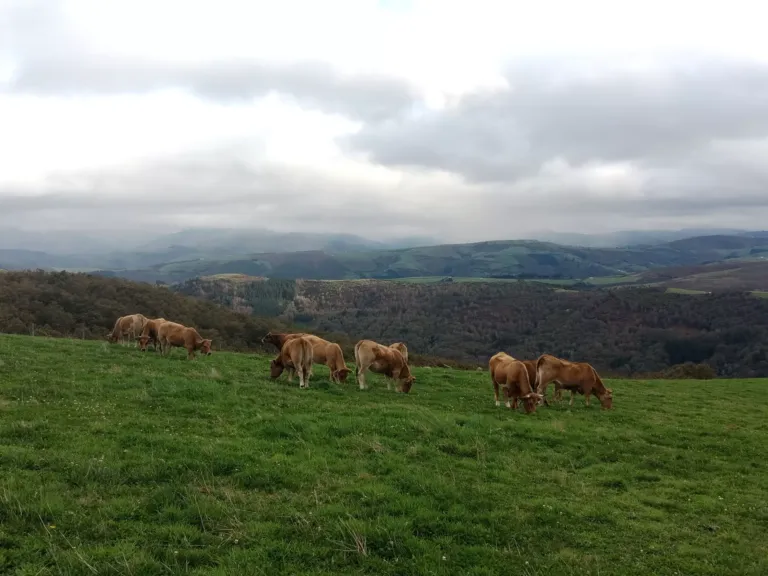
<box><xmin>270</xmin><ymin>336</ymin><xmax>314</xmax><ymax>389</ymax></box>
<box><xmin>536</xmin><ymin>354</ymin><xmax>613</xmax><ymax>409</ymax></box>
<box><xmin>354</xmin><ymin>339</ymin><xmax>415</xmax><ymax>393</ymax></box>
<box><xmin>107</xmin><ymin>314</ymin><xmax>147</xmax><ymax>345</ymax></box>
<box><xmin>489</xmin><ymin>352</ymin><xmax>542</xmax><ymax>414</ymax></box>
<box><xmin>157</xmin><ymin>321</ymin><xmax>212</xmax><ymax>360</ymax></box>
<box><xmin>136</xmin><ymin>317</ymin><xmax>166</xmax><ymax>352</ymax></box>
<box><xmin>389</xmin><ymin>342</ymin><xmax>408</xmax><ymax>363</ymax></box>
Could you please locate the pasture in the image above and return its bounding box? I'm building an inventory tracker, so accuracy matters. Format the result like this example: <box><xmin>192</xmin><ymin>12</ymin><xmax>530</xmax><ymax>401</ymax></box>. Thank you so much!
<box><xmin>0</xmin><ymin>334</ymin><xmax>767</xmax><ymax>575</ymax></box>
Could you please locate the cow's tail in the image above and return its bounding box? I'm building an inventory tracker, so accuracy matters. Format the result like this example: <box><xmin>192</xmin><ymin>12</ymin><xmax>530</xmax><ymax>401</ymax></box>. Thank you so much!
<box><xmin>520</xmin><ymin>362</ymin><xmax>532</xmax><ymax>395</ymax></box>
<box><xmin>354</xmin><ymin>341</ymin><xmax>362</xmax><ymax>377</ymax></box>
<box><xmin>110</xmin><ymin>317</ymin><xmax>122</xmax><ymax>340</ymax></box>
<box><xmin>535</xmin><ymin>355</ymin><xmax>548</xmax><ymax>393</ymax></box>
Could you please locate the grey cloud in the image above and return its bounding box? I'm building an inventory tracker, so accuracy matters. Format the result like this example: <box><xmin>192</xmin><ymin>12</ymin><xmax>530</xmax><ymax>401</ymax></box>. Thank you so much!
<box><xmin>0</xmin><ymin>1</ymin><xmax>419</xmax><ymax>122</ymax></box>
<box><xmin>0</xmin><ymin>154</ymin><xmax>432</xmax><ymax>239</ymax></box>
<box><xmin>344</xmin><ymin>57</ymin><xmax>768</xmax><ymax>181</ymax></box>
<box><xmin>7</xmin><ymin>56</ymin><xmax>420</xmax><ymax>122</ymax></box>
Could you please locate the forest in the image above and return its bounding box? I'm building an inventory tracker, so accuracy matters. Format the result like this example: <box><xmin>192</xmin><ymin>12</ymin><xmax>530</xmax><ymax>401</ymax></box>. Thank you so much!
<box><xmin>176</xmin><ymin>276</ymin><xmax>768</xmax><ymax>377</ymax></box>
<box><xmin>2</xmin><ymin>270</ymin><xmax>768</xmax><ymax>377</ymax></box>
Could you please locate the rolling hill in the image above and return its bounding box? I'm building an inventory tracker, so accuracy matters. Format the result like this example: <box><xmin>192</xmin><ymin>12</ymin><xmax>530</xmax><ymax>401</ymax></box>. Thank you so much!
<box><xmin>173</xmin><ymin>275</ymin><xmax>768</xmax><ymax>377</ymax></box>
<box><xmin>90</xmin><ymin>234</ymin><xmax>768</xmax><ymax>284</ymax></box>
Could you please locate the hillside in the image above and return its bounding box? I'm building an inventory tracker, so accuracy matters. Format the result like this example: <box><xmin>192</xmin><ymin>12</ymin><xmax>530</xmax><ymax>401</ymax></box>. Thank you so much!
<box><xmin>0</xmin><ymin>270</ymin><xmax>286</xmax><ymax>353</ymax></box>
<box><xmin>174</xmin><ymin>276</ymin><xmax>768</xmax><ymax>377</ymax></box>
<box><xmin>88</xmin><ymin>234</ymin><xmax>768</xmax><ymax>284</ymax></box>
<box><xmin>1</xmin><ymin>334</ymin><xmax>767</xmax><ymax>575</ymax></box>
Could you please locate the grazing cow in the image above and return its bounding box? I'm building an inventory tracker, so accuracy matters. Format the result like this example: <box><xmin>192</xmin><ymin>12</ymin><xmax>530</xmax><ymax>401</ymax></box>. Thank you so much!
<box><xmin>261</xmin><ymin>331</ymin><xmax>307</xmax><ymax>351</ymax></box>
<box><xmin>262</xmin><ymin>332</ymin><xmax>351</xmax><ymax>383</ymax></box>
<box><xmin>136</xmin><ymin>317</ymin><xmax>167</xmax><ymax>352</ymax></box>
<box><xmin>106</xmin><ymin>314</ymin><xmax>148</xmax><ymax>345</ymax></box>
<box><xmin>157</xmin><ymin>321</ymin><xmax>212</xmax><ymax>360</ymax></box>
<box><xmin>270</xmin><ymin>336</ymin><xmax>313</xmax><ymax>389</ymax></box>
<box><xmin>389</xmin><ymin>342</ymin><xmax>408</xmax><ymax>363</ymax></box>
<box><xmin>536</xmin><ymin>354</ymin><xmax>613</xmax><ymax>409</ymax></box>
<box><xmin>354</xmin><ymin>339</ymin><xmax>415</xmax><ymax>393</ymax></box>
<box><xmin>488</xmin><ymin>352</ymin><xmax>543</xmax><ymax>413</ymax></box>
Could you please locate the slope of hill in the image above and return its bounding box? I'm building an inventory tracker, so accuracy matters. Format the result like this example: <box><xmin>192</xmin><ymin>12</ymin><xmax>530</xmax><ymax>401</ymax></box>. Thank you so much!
<box><xmin>2</xmin><ymin>334</ymin><xmax>766</xmax><ymax>575</ymax></box>
<box><xmin>174</xmin><ymin>276</ymin><xmax>768</xmax><ymax>377</ymax></box>
<box><xmin>90</xmin><ymin>234</ymin><xmax>768</xmax><ymax>284</ymax></box>
<box><xmin>0</xmin><ymin>270</ymin><xmax>286</xmax><ymax>352</ymax></box>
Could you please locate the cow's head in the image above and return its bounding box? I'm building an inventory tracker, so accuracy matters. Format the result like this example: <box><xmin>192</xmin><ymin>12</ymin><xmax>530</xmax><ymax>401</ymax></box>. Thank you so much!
<box><xmin>521</xmin><ymin>392</ymin><xmax>543</xmax><ymax>413</ymax></box>
<box><xmin>199</xmin><ymin>339</ymin><xmax>212</xmax><ymax>356</ymax></box>
<box><xmin>136</xmin><ymin>335</ymin><xmax>152</xmax><ymax>351</ymax></box>
<box><xmin>399</xmin><ymin>375</ymin><xmax>415</xmax><ymax>393</ymax></box>
<box><xmin>269</xmin><ymin>358</ymin><xmax>284</xmax><ymax>379</ymax></box>
<box><xmin>262</xmin><ymin>332</ymin><xmax>280</xmax><ymax>346</ymax></box>
<box><xmin>599</xmin><ymin>388</ymin><xmax>613</xmax><ymax>409</ymax></box>
<box><xmin>333</xmin><ymin>367</ymin><xmax>352</xmax><ymax>382</ymax></box>
<box><xmin>106</xmin><ymin>332</ymin><xmax>117</xmax><ymax>343</ymax></box>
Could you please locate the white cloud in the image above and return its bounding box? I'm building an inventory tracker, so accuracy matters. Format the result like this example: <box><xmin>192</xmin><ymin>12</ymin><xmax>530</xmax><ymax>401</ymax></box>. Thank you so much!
<box><xmin>2</xmin><ymin>0</ymin><xmax>768</xmax><ymax>244</ymax></box>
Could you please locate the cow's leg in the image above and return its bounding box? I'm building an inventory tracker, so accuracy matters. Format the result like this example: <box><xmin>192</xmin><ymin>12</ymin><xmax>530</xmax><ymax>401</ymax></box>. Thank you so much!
<box><xmin>512</xmin><ymin>396</ymin><xmax>519</xmax><ymax>410</ymax></box>
<box><xmin>585</xmin><ymin>391</ymin><xmax>591</xmax><ymax>407</ymax></box>
<box><xmin>357</xmin><ymin>363</ymin><xmax>368</xmax><ymax>390</ymax></box>
<box><xmin>569</xmin><ymin>391</ymin><xmax>575</xmax><ymax>406</ymax></box>
<box><xmin>286</xmin><ymin>366</ymin><xmax>295</xmax><ymax>382</ymax></box>
<box><xmin>187</xmin><ymin>347</ymin><xmax>195</xmax><ymax>360</ymax></box>
<box><xmin>493</xmin><ymin>380</ymin><xmax>500</xmax><ymax>407</ymax></box>
<box><xmin>537</xmin><ymin>377</ymin><xmax>552</xmax><ymax>406</ymax></box>
<box><xmin>504</xmin><ymin>385</ymin><xmax>513</xmax><ymax>409</ymax></box>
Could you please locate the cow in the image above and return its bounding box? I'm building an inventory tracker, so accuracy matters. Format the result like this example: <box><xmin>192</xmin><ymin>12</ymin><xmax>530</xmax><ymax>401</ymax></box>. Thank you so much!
<box><xmin>136</xmin><ymin>317</ymin><xmax>167</xmax><ymax>352</ymax></box>
<box><xmin>389</xmin><ymin>342</ymin><xmax>408</xmax><ymax>363</ymax></box>
<box><xmin>354</xmin><ymin>339</ymin><xmax>415</xmax><ymax>393</ymax></box>
<box><xmin>535</xmin><ymin>354</ymin><xmax>613</xmax><ymax>409</ymax></box>
<box><xmin>270</xmin><ymin>336</ymin><xmax>313</xmax><ymax>389</ymax></box>
<box><xmin>262</xmin><ymin>332</ymin><xmax>351</xmax><ymax>383</ymax></box>
<box><xmin>106</xmin><ymin>314</ymin><xmax>148</xmax><ymax>345</ymax></box>
<box><xmin>488</xmin><ymin>352</ymin><xmax>543</xmax><ymax>414</ymax></box>
<box><xmin>261</xmin><ymin>331</ymin><xmax>307</xmax><ymax>351</ymax></box>
<box><xmin>157</xmin><ymin>321</ymin><xmax>212</xmax><ymax>360</ymax></box>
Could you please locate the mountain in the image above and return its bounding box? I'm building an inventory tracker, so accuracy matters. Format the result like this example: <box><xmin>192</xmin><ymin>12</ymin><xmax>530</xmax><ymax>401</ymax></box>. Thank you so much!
<box><xmin>0</xmin><ymin>228</ymin><xmax>440</xmax><ymax>271</ymax></box>
<box><xmin>530</xmin><ymin>228</ymin><xmax>752</xmax><ymax>247</ymax></box>
<box><xmin>89</xmin><ymin>234</ymin><xmax>768</xmax><ymax>284</ymax></box>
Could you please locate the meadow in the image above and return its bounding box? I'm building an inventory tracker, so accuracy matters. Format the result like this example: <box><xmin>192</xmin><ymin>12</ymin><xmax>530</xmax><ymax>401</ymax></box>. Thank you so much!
<box><xmin>0</xmin><ymin>334</ymin><xmax>767</xmax><ymax>575</ymax></box>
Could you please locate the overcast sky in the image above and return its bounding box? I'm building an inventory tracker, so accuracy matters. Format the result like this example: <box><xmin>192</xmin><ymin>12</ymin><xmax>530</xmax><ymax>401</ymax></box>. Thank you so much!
<box><xmin>2</xmin><ymin>0</ymin><xmax>768</xmax><ymax>243</ymax></box>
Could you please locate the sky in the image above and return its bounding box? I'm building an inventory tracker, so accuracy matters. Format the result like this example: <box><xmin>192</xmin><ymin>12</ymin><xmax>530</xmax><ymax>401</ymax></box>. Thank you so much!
<box><xmin>2</xmin><ymin>0</ymin><xmax>768</xmax><ymax>244</ymax></box>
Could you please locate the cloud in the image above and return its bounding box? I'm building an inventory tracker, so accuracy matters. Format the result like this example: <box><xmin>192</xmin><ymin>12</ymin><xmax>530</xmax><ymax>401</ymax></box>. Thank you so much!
<box><xmin>3</xmin><ymin>0</ymin><xmax>768</xmax><ymax>246</ymax></box>
<box><xmin>344</xmin><ymin>56</ymin><xmax>768</xmax><ymax>182</ymax></box>
<box><xmin>6</xmin><ymin>56</ymin><xmax>420</xmax><ymax>123</ymax></box>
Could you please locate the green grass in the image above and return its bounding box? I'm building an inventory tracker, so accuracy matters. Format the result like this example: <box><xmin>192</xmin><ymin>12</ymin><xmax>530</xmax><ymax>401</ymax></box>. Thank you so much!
<box><xmin>1</xmin><ymin>335</ymin><xmax>767</xmax><ymax>575</ymax></box>
<box><xmin>752</xmin><ymin>291</ymin><xmax>768</xmax><ymax>298</ymax></box>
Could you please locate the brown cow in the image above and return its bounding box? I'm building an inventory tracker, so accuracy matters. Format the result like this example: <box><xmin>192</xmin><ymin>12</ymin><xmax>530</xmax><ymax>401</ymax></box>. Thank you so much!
<box><xmin>261</xmin><ymin>331</ymin><xmax>307</xmax><ymax>351</ymax></box>
<box><xmin>136</xmin><ymin>317</ymin><xmax>167</xmax><ymax>352</ymax></box>
<box><xmin>389</xmin><ymin>342</ymin><xmax>408</xmax><ymax>363</ymax></box>
<box><xmin>354</xmin><ymin>339</ymin><xmax>415</xmax><ymax>393</ymax></box>
<box><xmin>270</xmin><ymin>336</ymin><xmax>313</xmax><ymax>388</ymax></box>
<box><xmin>262</xmin><ymin>332</ymin><xmax>351</xmax><ymax>383</ymax></box>
<box><xmin>157</xmin><ymin>321</ymin><xmax>212</xmax><ymax>360</ymax></box>
<box><xmin>106</xmin><ymin>314</ymin><xmax>147</xmax><ymax>345</ymax></box>
<box><xmin>489</xmin><ymin>352</ymin><xmax>543</xmax><ymax>413</ymax></box>
<box><xmin>536</xmin><ymin>354</ymin><xmax>613</xmax><ymax>409</ymax></box>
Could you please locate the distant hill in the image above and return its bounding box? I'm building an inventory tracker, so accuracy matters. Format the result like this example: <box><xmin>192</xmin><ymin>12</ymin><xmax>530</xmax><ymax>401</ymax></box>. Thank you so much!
<box><xmin>0</xmin><ymin>229</ymin><xmax>440</xmax><ymax>272</ymax></box>
<box><xmin>88</xmin><ymin>234</ymin><xmax>768</xmax><ymax>284</ymax></box>
<box><xmin>172</xmin><ymin>275</ymin><xmax>768</xmax><ymax>377</ymax></box>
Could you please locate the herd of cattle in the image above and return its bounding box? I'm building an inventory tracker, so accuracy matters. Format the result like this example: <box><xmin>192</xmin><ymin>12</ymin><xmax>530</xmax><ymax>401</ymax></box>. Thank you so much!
<box><xmin>108</xmin><ymin>313</ymin><xmax>613</xmax><ymax>413</ymax></box>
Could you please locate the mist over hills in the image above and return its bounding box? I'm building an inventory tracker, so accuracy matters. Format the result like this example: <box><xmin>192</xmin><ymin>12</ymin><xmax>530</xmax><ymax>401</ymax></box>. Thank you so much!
<box><xmin>2</xmin><ymin>227</ymin><xmax>768</xmax><ymax>285</ymax></box>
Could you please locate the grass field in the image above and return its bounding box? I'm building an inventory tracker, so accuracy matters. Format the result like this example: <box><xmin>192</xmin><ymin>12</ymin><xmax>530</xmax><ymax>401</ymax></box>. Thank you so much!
<box><xmin>1</xmin><ymin>335</ymin><xmax>767</xmax><ymax>575</ymax></box>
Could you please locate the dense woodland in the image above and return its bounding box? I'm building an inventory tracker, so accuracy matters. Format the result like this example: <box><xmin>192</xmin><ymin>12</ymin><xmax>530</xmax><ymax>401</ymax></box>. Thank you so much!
<box><xmin>0</xmin><ymin>271</ymin><xmax>287</xmax><ymax>354</ymax></box>
<box><xmin>2</xmin><ymin>270</ymin><xmax>768</xmax><ymax>377</ymax></box>
<box><xmin>177</xmin><ymin>276</ymin><xmax>768</xmax><ymax>377</ymax></box>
